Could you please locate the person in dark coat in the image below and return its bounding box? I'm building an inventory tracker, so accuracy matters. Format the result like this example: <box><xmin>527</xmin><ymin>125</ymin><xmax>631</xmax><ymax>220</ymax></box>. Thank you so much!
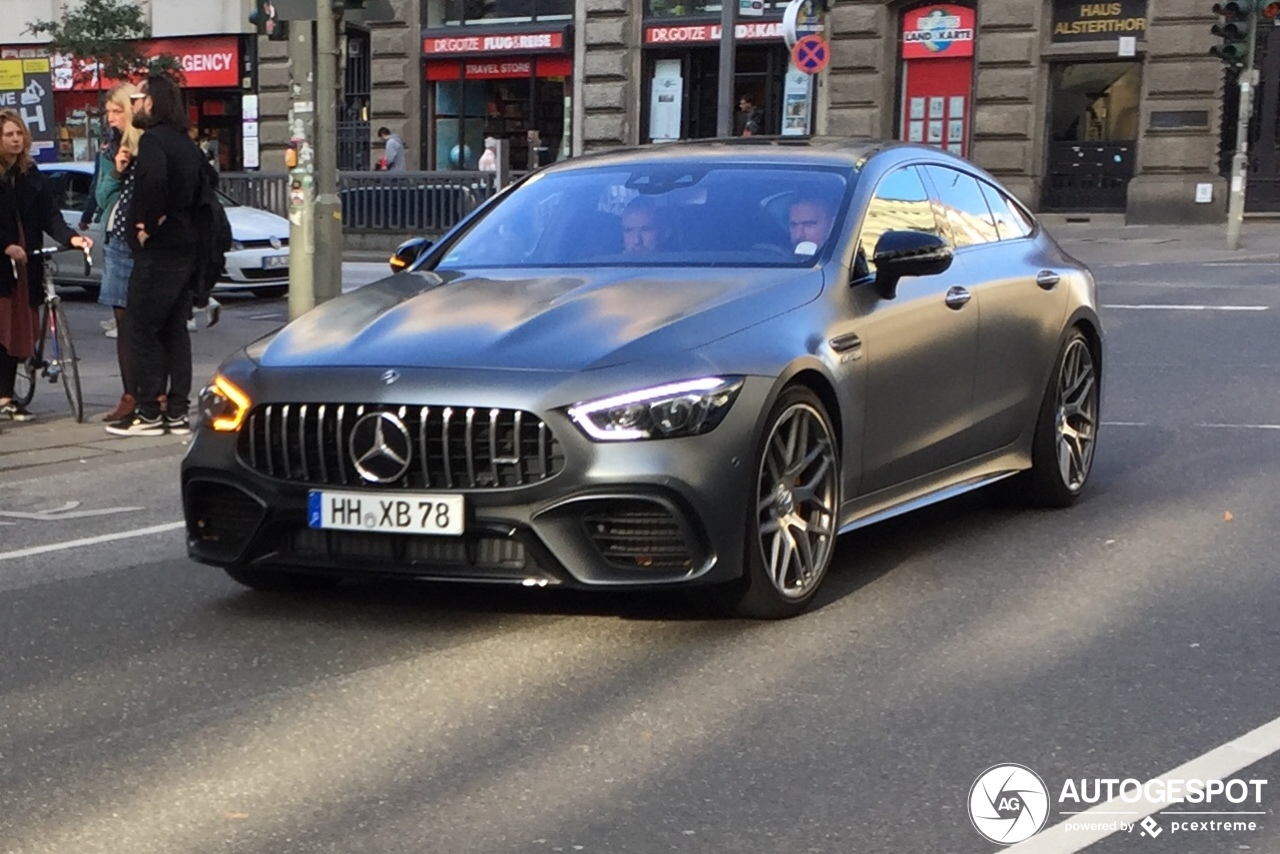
<box><xmin>0</xmin><ymin>109</ymin><xmax>93</xmax><ymax>422</ymax></box>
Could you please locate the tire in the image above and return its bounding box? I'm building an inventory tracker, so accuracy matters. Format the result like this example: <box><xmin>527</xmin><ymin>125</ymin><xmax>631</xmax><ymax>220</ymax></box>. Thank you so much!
<box><xmin>51</xmin><ymin>303</ymin><xmax>83</xmax><ymax>423</ymax></box>
<box><xmin>223</xmin><ymin>565</ymin><xmax>342</xmax><ymax>593</ymax></box>
<box><xmin>11</xmin><ymin>304</ymin><xmax>48</xmax><ymax>409</ymax></box>
<box><xmin>252</xmin><ymin>286</ymin><xmax>288</xmax><ymax>299</ymax></box>
<box><xmin>1007</xmin><ymin>329</ymin><xmax>1100</xmax><ymax>508</ymax></box>
<box><xmin>719</xmin><ymin>386</ymin><xmax>841</xmax><ymax>619</ymax></box>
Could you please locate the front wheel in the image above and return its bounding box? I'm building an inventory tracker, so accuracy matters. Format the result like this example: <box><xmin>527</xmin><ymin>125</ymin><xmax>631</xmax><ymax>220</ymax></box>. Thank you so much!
<box><xmin>51</xmin><ymin>303</ymin><xmax>83</xmax><ymax>422</ymax></box>
<box><xmin>10</xmin><ymin>304</ymin><xmax>49</xmax><ymax>409</ymax></box>
<box><xmin>720</xmin><ymin>386</ymin><xmax>841</xmax><ymax>619</ymax></box>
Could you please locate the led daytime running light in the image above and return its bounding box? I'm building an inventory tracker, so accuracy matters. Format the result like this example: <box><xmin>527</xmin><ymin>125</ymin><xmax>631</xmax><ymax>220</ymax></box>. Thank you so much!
<box><xmin>210</xmin><ymin>375</ymin><xmax>251</xmax><ymax>432</ymax></box>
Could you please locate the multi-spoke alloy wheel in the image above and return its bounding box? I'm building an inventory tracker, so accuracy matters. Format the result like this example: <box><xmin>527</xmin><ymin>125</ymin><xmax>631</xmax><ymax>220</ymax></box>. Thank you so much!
<box><xmin>1011</xmin><ymin>329</ymin><xmax>1100</xmax><ymax>508</ymax></box>
<box><xmin>1054</xmin><ymin>336</ymin><xmax>1097</xmax><ymax>492</ymax></box>
<box><xmin>727</xmin><ymin>386</ymin><xmax>840</xmax><ymax>619</ymax></box>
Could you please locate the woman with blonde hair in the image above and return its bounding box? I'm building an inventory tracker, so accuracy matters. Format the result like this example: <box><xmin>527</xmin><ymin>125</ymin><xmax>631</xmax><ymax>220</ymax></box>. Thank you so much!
<box><xmin>94</xmin><ymin>81</ymin><xmax>146</xmax><ymax>420</ymax></box>
<box><xmin>0</xmin><ymin>110</ymin><xmax>92</xmax><ymax>422</ymax></box>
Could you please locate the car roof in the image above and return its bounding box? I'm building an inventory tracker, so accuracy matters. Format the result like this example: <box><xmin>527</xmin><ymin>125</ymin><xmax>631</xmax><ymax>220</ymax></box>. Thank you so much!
<box><xmin>39</xmin><ymin>161</ymin><xmax>95</xmax><ymax>173</ymax></box>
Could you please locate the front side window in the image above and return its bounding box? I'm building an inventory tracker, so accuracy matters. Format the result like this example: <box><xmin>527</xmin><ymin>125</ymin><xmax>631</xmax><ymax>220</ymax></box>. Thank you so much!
<box><xmin>923</xmin><ymin>165</ymin><xmax>999</xmax><ymax>248</ymax></box>
<box><xmin>856</xmin><ymin>166</ymin><xmax>940</xmax><ymax>277</ymax></box>
<box><xmin>438</xmin><ymin>163</ymin><xmax>853</xmax><ymax>269</ymax></box>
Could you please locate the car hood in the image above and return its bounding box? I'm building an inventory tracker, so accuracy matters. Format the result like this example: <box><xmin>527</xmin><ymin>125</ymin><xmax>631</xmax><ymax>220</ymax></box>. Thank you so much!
<box><xmin>226</xmin><ymin>206</ymin><xmax>290</xmax><ymax>240</ymax></box>
<box><xmin>253</xmin><ymin>266</ymin><xmax>823</xmax><ymax>371</ymax></box>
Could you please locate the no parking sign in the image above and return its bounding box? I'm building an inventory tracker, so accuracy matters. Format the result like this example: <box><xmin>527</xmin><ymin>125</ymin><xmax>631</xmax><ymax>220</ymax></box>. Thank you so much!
<box><xmin>792</xmin><ymin>34</ymin><xmax>830</xmax><ymax>75</ymax></box>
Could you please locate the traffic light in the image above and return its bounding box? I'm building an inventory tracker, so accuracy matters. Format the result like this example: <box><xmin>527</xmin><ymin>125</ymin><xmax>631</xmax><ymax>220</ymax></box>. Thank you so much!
<box><xmin>249</xmin><ymin>0</ymin><xmax>289</xmax><ymax>41</ymax></box>
<box><xmin>1262</xmin><ymin>1</ymin><xmax>1280</xmax><ymax>18</ymax></box>
<box><xmin>1210</xmin><ymin>1</ymin><xmax>1253</xmax><ymax>68</ymax></box>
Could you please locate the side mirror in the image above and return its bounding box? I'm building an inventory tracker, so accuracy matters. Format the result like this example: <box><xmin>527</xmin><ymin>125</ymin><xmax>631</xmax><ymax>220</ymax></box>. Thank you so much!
<box><xmin>871</xmin><ymin>230</ymin><xmax>953</xmax><ymax>300</ymax></box>
<box><xmin>389</xmin><ymin>236</ymin><xmax>433</xmax><ymax>273</ymax></box>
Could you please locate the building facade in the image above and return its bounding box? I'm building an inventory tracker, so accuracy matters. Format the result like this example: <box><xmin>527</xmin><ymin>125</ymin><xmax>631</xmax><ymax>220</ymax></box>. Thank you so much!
<box><xmin>578</xmin><ymin>0</ymin><xmax>1236</xmax><ymax>223</ymax></box>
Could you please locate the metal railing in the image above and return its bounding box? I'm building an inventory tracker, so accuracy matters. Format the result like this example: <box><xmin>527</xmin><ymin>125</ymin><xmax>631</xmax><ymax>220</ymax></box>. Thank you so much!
<box><xmin>217</xmin><ymin>170</ymin><xmax>501</xmax><ymax>234</ymax></box>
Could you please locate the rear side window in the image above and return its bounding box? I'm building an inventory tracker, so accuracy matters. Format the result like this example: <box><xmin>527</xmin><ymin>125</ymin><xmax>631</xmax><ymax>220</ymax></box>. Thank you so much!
<box><xmin>857</xmin><ymin>166</ymin><xmax>940</xmax><ymax>276</ymax></box>
<box><xmin>979</xmin><ymin>181</ymin><xmax>1034</xmax><ymax>241</ymax></box>
<box><xmin>64</xmin><ymin>172</ymin><xmax>92</xmax><ymax>211</ymax></box>
<box><xmin>923</xmin><ymin>165</ymin><xmax>999</xmax><ymax>248</ymax></box>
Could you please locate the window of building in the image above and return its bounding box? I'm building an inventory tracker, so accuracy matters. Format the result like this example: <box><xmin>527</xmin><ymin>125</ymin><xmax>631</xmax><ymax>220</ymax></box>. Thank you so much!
<box><xmin>923</xmin><ymin>165</ymin><xmax>999</xmax><ymax>247</ymax></box>
<box><xmin>857</xmin><ymin>166</ymin><xmax>940</xmax><ymax>276</ymax></box>
<box><xmin>441</xmin><ymin>0</ymin><xmax>571</xmax><ymax>25</ymax></box>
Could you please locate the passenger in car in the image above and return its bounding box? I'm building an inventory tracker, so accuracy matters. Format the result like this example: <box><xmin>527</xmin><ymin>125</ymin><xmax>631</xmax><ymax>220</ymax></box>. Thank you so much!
<box><xmin>789</xmin><ymin>196</ymin><xmax>836</xmax><ymax>256</ymax></box>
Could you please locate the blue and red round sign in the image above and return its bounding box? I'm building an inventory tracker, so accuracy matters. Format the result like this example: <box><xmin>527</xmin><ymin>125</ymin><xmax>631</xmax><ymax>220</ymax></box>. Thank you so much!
<box><xmin>792</xmin><ymin>34</ymin><xmax>830</xmax><ymax>75</ymax></box>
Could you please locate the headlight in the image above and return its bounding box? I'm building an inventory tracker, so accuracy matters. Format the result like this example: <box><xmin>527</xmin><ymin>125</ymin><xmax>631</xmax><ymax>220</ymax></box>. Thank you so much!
<box><xmin>198</xmin><ymin>374</ymin><xmax>251</xmax><ymax>432</ymax></box>
<box><xmin>229</xmin><ymin>239</ymin><xmax>245</xmax><ymax>252</ymax></box>
<box><xmin>567</xmin><ymin>377</ymin><xmax>744</xmax><ymax>441</ymax></box>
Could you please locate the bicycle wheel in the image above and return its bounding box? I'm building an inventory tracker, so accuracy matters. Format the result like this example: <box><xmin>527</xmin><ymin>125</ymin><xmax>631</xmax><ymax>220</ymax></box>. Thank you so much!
<box><xmin>49</xmin><ymin>302</ymin><xmax>84</xmax><ymax>423</ymax></box>
<box><xmin>10</xmin><ymin>303</ymin><xmax>48</xmax><ymax>408</ymax></box>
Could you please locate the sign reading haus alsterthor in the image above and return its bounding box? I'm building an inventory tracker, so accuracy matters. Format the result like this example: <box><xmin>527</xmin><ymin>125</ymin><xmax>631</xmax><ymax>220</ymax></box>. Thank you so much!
<box><xmin>1051</xmin><ymin>0</ymin><xmax>1147</xmax><ymax>42</ymax></box>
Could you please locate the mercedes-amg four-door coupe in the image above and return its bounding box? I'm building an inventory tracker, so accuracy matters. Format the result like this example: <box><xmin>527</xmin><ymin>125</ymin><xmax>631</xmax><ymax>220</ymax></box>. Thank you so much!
<box><xmin>182</xmin><ymin>138</ymin><xmax>1102</xmax><ymax>618</ymax></box>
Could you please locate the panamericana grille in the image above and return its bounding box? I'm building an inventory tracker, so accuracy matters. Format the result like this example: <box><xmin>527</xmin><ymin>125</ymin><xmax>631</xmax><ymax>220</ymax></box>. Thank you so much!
<box><xmin>237</xmin><ymin>403</ymin><xmax>565</xmax><ymax>490</ymax></box>
<box><xmin>582</xmin><ymin>499</ymin><xmax>694</xmax><ymax>570</ymax></box>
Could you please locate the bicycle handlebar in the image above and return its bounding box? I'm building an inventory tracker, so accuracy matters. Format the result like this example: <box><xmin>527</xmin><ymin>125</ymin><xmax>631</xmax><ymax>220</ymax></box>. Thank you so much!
<box><xmin>26</xmin><ymin>243</ymin><xmax>93</xmax><ymax>274</ymax></box>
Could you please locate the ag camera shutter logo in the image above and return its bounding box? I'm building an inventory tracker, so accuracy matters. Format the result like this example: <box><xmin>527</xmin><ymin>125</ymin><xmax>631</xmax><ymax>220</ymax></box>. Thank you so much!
<box><xmin>969</xmin><ymin>764</ymin><xmax>1051</xmax><ymax>844</ymax></box>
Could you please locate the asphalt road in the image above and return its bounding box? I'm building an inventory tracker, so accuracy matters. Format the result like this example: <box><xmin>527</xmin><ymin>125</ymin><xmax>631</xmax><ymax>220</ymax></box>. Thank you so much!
<box><xmin>1</xmin><ymin>257</ymin><xmax>1279</xmax><ymax>853</ymax></box>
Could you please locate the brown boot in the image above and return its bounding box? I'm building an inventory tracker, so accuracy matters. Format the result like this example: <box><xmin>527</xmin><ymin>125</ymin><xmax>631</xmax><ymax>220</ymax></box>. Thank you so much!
<box><xmin>103</xmin><ymin>394</ymin><xmax>136</xmax><ymax>422</ymax></box>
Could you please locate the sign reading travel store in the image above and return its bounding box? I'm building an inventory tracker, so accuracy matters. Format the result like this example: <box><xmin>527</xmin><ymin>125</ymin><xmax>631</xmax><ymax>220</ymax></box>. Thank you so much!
<box><xmin>1051</xmin><ymin>0</ymin><xmax>1147</xmax><ymax>42</ymax></box>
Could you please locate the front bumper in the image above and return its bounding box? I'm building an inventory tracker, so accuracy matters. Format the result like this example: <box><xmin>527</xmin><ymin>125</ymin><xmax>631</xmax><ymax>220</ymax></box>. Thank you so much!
<box><xmin>180</xmin><ymin>379</ymin><xmax>770</xmax><ymax>590</ymax></box>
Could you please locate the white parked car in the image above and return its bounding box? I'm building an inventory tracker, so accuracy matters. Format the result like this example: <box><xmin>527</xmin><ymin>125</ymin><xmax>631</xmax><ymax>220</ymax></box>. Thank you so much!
<box><xmin>39</xmin><ymin>161</ymin><xmax>293</xmax><ymax>299</ymax></box>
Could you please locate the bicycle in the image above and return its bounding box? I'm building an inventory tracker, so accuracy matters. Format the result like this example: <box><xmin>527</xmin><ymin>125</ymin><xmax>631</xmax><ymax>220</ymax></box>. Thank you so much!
<box><xmin>10</xmin><ymin>245</ymin><xmax>92</xmax><ymax>423</ymax></box>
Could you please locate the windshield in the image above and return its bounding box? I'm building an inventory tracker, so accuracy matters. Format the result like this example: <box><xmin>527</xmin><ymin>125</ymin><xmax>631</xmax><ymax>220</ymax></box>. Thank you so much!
<box><xmin>438</xmin><ymin>162</ymin><xmax>853</xmax><ymax>269</ymax></box>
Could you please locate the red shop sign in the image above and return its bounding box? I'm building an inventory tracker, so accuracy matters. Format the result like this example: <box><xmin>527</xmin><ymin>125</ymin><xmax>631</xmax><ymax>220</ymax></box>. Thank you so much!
<box><xmin>426</xmin><ymin>55</ymin><xmax>572</xmax><ymax>80</ymax></box>
<box><xmin>901</xmin><ymin>4</ymin><xmax>975</xmax><ymax>60</ymax></box>
<box><xmin>52</xmin><ymin>35</ymin><xmax>241</xmax><ymax>90</ymax></box>
<box><xmin>423</xmin><ymin>31</ymin><xmax>565</xmax><ymax>56</ymax></box>
<box><xmin>644</xmin><ymin>21</ymin><xmax>784</xmax><ymax>44</ymax></box>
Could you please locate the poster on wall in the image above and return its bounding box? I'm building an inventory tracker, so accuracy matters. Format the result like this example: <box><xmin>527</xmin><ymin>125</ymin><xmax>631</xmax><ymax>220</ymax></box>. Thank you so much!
<box><xmin>0</xmin><ymin>58</ymin><xmax>56</xmax><ymax>162</ymax></box>
<box><xmin>781</xmin><ymin>60</ymin><xmax>813</xmax><ymax>136</ymax></box>
<box><xmin>649</xmin><ymin>59</ymin><xmax>683</xmax><ymax>142</ymax></box>
<box><xmin>901</xmin><ymin>4</ymin><xmax>975</xmax><ymax>60</ymax></box>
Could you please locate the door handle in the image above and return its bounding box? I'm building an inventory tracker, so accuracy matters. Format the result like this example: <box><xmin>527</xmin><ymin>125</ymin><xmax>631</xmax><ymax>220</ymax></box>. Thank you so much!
<box><xmin>945</xmin><ymin>286</ymin><xmax>971</xmax><ymax>310</ymax></box>
<box><xmin>1036</xmin><ymin>270</ymin><xmax>1061</xmax><ymax>289</ymax></box>
<box><xmin>829</xmin><ymin>332</ymin><xmax>862</xmax><ymax>355</ymax></box>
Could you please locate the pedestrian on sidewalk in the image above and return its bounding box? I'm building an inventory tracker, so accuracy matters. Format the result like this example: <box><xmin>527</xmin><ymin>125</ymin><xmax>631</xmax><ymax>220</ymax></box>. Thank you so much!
<box><xmin>105</xmin><ymin>74</ymin><xmax>203</xmax><ymax>437</ymax></box>
<box><xmin>94</xmin><ymin>81</ymin><xmax>145</xmax><ymax>422</ymax></box>
<box><xmin>0</xmin><ymin>110</ymin><xmax>93</xmax><ymax>424</ymax></box>
<box><xmin>377</xmin><ymin>126</ymin><xmax>405</xmax><ymax>171</ymax></box>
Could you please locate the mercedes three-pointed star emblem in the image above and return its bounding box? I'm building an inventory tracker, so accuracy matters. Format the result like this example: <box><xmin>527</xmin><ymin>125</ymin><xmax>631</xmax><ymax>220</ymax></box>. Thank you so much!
<box><xmin>348</xmin><ymin>412</ymin><xmax>412</xmax><ymax>483</ymax></box>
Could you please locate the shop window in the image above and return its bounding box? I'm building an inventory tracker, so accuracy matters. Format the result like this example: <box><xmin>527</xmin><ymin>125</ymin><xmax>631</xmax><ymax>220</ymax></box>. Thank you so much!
<box><xmin>443</xmin><ymin>0</ymin><xmax>571</xmax><ymax>25</ymax></box>
<box><xmin>644</xmin><ymin>0</ymin><xmax>787</xmax><ymax>19</ymax></box>
<box><xmin>922</xmin><ymin>165</ymin><xmax>998</xmax><ymax>248</ymax></box>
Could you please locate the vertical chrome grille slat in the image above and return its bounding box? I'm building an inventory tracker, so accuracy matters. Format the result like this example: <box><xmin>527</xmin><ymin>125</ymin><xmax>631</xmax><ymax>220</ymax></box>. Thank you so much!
<box><xmin>465</xmin><ymin>408</ymin><xmax>476</xmax><ymax>487</ymax></box>
<box><xmin>240</xmin><ymin>404</ymin><xmax>561</xmax><ymax>490</ymax></box>
<box><xmin>513</xmin><ymin>411</ymin><xmax>524</xmax><ymax>485</ymax></box>
<box><xmin>488</xmin><ymin>408</ymin><xmax>500</xmax><ymax>487</ymax></box>
<box><xmin>316</xmin><ymin>404</ymin><xmax>328</xmax><ymax>483</ymax></box>
<box><xmin>336</xmin><ymin>404</ymin><xmax>347</xmax><ymax>485</ymax></box>
<box><xmin>441</xmin><ymin>407</ymin><xmax>454</xmax><ymax>488</ymax></box>
<box><xmin>418</xmin><ymin>406</ymin><xmax>431</xmax><ymax>489</ymax></box>
<box><xmin>298</xmin><ymin>404</ymin><xmax>309</xmax><ymax>481</ymax></box>
<box><xmin>264</xmin><ymin>405</ymin><xmax>275</xmax><ymax>477</ymax></box>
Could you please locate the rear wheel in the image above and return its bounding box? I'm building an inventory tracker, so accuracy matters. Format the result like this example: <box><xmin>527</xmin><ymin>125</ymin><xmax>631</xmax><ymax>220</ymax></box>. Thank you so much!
<box><xmin>224</xmin><ymin>565</ymin><xmax>343</xmax><ymax>593</ymax></box>
<box><xmin>51</xmin><ymin>303</ymin><xmax>83</xmax><ymax>422</ymax></box>
<box><xmin>719</xmin><ymin>386</ymin><xmax>841</xmax><ymax>619</ymax></box>
<box><xmin>10</xmin><ymin>305</ymin><xmax>48</xmax><ymax>408</ymax></box>
<box><xmin>1008</xmin><ymin>329</ymin><xmax>1099</xmax><ymax>508</ymax></box>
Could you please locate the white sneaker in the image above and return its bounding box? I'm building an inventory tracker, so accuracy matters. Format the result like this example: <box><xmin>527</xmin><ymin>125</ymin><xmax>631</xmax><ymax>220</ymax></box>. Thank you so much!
<box><xmin>99</xmin><ymin>318</ymin><xmax>116</xmax><ymax>332</ymax></box>
<box><xmin>205</xmin><ymin>297</ymin><xmax>222</xmax><ymax>328</ymax></box>
<box><xmin>187</xmin><ymin>318</ymin><xmax>198</xmax><ymax>332</ymax></box>
<box><xmin>105</xmin><ymin>326</ymin><xmax>118</xmax><ymax>339</ymax></box>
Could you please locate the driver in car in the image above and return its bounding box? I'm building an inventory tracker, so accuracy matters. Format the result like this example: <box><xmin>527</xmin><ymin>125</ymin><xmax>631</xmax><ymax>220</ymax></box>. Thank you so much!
<box><xmin>789</xmin><ymin>196</ymin><xmax>835</xmax><ymax>256</ymax></box>
<box><xmin>621</xmin><ymin>197</ymin><xmax>671</xmax><ymax>254</ymax></box>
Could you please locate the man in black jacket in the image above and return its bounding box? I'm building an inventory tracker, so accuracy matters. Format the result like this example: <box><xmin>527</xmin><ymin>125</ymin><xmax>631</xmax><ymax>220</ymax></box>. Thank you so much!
<box><xmin>106</xmin><ymin>74</ymin><xmax>204</xmax><ymax>437</ymax></box>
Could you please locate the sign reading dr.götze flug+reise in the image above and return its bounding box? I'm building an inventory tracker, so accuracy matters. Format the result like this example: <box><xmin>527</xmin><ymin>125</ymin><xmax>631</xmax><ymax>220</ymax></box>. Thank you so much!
<box><xmin>0</xmin><ymin>51</ymin><xmax>55</xmax><ymax>163</ymax></box>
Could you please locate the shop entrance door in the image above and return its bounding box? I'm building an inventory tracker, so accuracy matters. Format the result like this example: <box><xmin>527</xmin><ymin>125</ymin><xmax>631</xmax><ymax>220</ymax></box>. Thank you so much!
<box><xmin>681</xmin><ymin>45</ymin><xmax>788</xmax><ymax>138</ymax></box>
<box><xmin>1043</xmin><ymin>62</ymin><xmax>1141</xmax><ymax>212</ymax></box>
<box><xmin>1246</xmin><ymin>25</ymin><xmax>1280</xmax><ymax>211</ymax></box>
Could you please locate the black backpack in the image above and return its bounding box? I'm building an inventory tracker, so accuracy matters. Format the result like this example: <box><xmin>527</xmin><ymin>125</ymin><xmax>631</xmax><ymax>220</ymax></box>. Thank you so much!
<box><xmin>190</xmin><ymin>161</ymin><xmax>232</xmax><ymax>306</ymax></box>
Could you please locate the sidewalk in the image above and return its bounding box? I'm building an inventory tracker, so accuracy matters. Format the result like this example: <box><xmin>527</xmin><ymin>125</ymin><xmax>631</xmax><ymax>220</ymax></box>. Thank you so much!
<box><xmin>1043</xmin><ymin>215</ymin><xmax>1280</xmax><ymax>266</ymax></box>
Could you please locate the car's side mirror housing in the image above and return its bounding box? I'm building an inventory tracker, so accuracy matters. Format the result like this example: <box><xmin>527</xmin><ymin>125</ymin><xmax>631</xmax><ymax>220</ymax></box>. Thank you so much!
<box><xmin>389</xmin><ymin>237</ymin><xmax>433</xmax><ymax>273</ymax></box>
<box><xmin>871</xmin><ymin>230</ymin><xmax>952</xmax><ymax>300</ymax></box>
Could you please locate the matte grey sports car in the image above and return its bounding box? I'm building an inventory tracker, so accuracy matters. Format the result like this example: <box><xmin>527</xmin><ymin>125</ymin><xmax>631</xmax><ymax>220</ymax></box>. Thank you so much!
<box><xmin>182</xmin><ymin>138</ymin><xmax>1102</xmax><ymax>618</ymax></box>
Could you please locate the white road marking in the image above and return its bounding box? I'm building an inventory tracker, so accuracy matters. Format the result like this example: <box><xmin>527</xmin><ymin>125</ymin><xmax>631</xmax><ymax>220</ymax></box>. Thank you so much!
<box><xmin>0</xmin><ymin>501</ymin><xmax>142</xmax><ymax>522</ymax></box>
<box><xmin>1102</xmin><ymin>421</ymin><xmax>1147</xmax><ymax>427</ymax></box>
<box><xmin>1199</xmin><ymin>422</ymin><xmax>1280</xmax><ymax>430</ymax></box>
<box><xmin>1102</xmin><ymin>304</ymin><xmax>1269</xmax><ymax>311</ymax></box>
<box><xmin>1002</xmin><ymin>714</ymin><xmax>1280</xmax><ymax>853</ymax></box>
<box><xmin>0</xmin><ymin>521</ymin><xmax>184</xmax><ymax>562</ymax></box>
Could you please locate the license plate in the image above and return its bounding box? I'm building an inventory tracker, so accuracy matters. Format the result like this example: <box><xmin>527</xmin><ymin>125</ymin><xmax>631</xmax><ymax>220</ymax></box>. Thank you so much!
<box><xmin>262</xmin><ymin>254</ymin><xmax>289</xmax><ymax>269</ymax></box>
<box><xmin>307</xmin><ymin>490</ymin><xmax>465</xmax><ymax>536</ymax></box>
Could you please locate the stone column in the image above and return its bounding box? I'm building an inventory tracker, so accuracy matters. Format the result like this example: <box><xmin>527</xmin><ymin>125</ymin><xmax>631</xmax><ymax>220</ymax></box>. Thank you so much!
<box><xmin>820</xmin><ymin>2</ymin><xmax>894</xmax><ymax>139</ymax></box>
<box><xmin>368</xmin><ymin>0</ymin><xmax>422</xmax><ymax>170</ymax></box>
<box><xmin>971</xmin><ymin>0</ymin><xmax>1042</xmax><ymax>208</ymax></box>
<box><xmin>581</xmin><ymin>0</ymin><xmax>643</xmax><ymax>150</ymax></box>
